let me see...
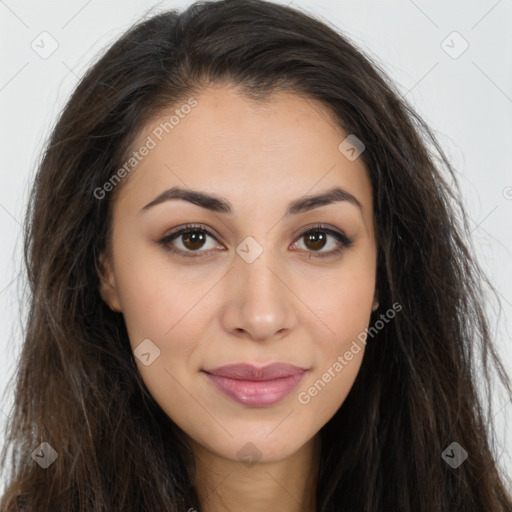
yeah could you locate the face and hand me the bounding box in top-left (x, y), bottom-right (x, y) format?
top-left (99, 85), bottom-right (378, 464)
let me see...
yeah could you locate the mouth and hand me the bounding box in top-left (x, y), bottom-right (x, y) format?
top-left (202, 363), bottom-right (308, 407)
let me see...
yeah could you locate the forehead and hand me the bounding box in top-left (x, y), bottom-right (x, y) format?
top-left (114, 86), bottom-right (372, 218)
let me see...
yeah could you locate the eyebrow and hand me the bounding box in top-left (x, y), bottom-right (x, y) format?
top-left (140, 186), bottom-right (363, 216)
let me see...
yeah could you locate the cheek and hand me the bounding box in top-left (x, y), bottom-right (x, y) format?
top-left (302, 249), bottom-right (376, 344)
top-left (293, 253), bottom-right (375, 416)
top-left (114, 261), bottom-right (210, 426)
top-left (112, 239), bottom-right (210, 349)
top-left (293, 295), bottom-right (369, 435)
top-left (111, 244), bottom-right (218, 401)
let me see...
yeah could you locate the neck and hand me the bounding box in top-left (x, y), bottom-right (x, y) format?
top-left (190, 434), bottom-right (321, 512)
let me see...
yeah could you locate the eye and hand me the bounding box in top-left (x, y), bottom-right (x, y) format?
top-left (158, 224), bottom-right (222, 257)
top-left (290, 224), bottom-right (353, 258)
top-left (158, 223), bottom-right (353, 259)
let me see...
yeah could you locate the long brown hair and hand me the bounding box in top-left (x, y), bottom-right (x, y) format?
top-left (1, 1), bottom-right (511, 510)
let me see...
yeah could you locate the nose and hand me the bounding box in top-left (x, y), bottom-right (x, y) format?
top-left (220, 246), bottom-right (298, 342)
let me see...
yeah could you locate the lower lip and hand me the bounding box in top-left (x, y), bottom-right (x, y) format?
top-left (204, 371), bottom-right (307, 407)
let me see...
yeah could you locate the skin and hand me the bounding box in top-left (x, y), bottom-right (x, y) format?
top-left (99, 84), bottom-right (378, 512)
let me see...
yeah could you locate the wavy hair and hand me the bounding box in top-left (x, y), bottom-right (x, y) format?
top-left (1, 0), bottom-right (511, 510)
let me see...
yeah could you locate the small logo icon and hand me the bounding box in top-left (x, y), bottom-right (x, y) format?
top-left (236, 442), bottom-right (262, 467)
top-left (441, 31), bottom-right (469, 59)
top-left (236, 236), bottom-right (263, 264)
top-left (442, 442), bottom-right (468, 468)
top-left (31, 32), bottom-right (59, 59)
top-left (31, 442), bottom-right (58, 469)
top-left (134, 338), bottom-right (161, 366)
top-left (338, 134), bottom-right (365, 161)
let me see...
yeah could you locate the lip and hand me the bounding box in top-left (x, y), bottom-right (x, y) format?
top-left (202, 363), bottom-right (308, 407)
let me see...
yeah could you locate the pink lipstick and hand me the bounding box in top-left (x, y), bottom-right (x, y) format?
top-left (203, 363), bottom-right (307, 407)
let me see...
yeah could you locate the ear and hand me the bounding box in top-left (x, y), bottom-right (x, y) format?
top-left (372, 288), bottom-right (379, 312)
top-left (98, 252), bottom-right (122, 313)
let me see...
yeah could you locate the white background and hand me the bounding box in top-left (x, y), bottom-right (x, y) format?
top-left (1, 0), bottom-right (511, 489)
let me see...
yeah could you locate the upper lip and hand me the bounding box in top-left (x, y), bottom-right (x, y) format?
top-left (203, 363), bottom-right (307, 381)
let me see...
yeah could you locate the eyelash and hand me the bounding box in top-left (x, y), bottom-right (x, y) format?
top-left (158, 223), bottom-right (354, 259)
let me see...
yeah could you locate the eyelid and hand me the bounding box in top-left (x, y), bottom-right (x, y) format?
top-left (159, 223), bottom-right (223, 258)
top-left (292, 223), bottom-right (353, 258)
top-left (158, 222), bottom-right (353, 258)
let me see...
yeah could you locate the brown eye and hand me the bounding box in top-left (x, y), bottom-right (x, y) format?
top-left (159, 223), bottom-right (353, 259)
top-left (181, 230), bottom-right (208, 251)
top-left (292, 225), bottom-right (353, 258)
top-left (158, 224), bottom-right (222, 257)
top-left (303, 231), bottom-right (328, 251)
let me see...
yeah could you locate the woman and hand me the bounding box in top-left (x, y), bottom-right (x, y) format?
top-left (1, 0), bottom-right (511, 510)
